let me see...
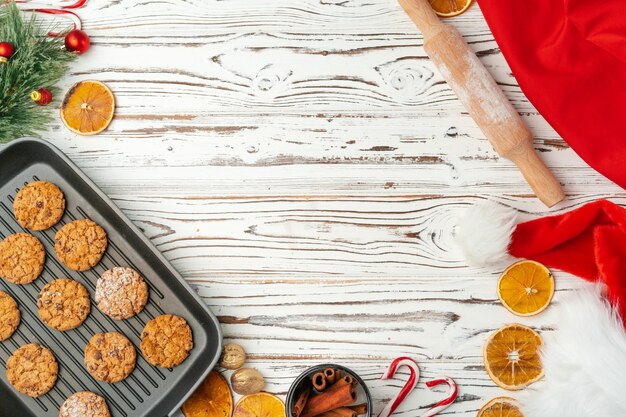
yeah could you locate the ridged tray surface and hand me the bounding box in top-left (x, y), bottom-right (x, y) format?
top-left (0, 139), bottom-right (222, 417)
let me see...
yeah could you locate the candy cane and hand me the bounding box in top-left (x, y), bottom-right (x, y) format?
top-left (421, 376), bottom-right (458, 417)
top-left (378, 357), bottom-right (420, 417)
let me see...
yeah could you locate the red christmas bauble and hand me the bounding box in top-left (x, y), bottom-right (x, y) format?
top-left (64, 30), bottom-right (90, 54)
top-left (31, 89), bottom-right (53, 106)
top-left (0, 42), bottom-right (15, 63)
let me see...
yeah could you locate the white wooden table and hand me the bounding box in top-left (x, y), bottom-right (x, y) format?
top-left (20, 0), bottom-right (625, 415)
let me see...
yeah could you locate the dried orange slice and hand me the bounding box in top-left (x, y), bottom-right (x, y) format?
top-left (498, 260), bottom-right (554, 316)
top-left (232, 393), bottom-right (285, 417)
top-left (477, 397), bottom-right (524, 417)
top-left (182, 371), bottom-right (233, 417)
top-left (483, 324), bottom-right (543, 390)
top-left (429, 0), bottom-right (473, 17)
top-left (61, 80), bottom-right (115, 136)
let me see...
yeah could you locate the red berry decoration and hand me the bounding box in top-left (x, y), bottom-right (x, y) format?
top-left (0, 42), bottom-right (15, 64)
top-left (64, 30), bottom-right (90, 54)
top-left (31, 89), bottom-right (53, 106)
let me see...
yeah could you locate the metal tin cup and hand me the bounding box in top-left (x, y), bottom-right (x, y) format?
top-left (285, 363), bottom-right (373, 417)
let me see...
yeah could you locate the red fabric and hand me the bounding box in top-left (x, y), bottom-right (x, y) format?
top-left (477, 0), bottom-right (626, 189)
top-left (509, 200), bottom-right (626, 322)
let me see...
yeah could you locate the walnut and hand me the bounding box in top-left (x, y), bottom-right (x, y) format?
top-left (219, 343), bottom-right (246, 370)
top-left (231, 368), bottom-right (265, 395)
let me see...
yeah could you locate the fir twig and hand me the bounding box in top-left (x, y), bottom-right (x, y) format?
top-left (0, 1), bottom-right (76, 143)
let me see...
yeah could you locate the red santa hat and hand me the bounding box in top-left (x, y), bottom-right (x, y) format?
top-left (476, 0), bottom-right (626, 189)
top-left (457, 199), bottom-right (626, 417)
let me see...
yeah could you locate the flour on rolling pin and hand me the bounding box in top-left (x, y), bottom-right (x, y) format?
top-left (427, 35), bottom-right (516, 126)
top-left (436, 50), bottom-right (515, 124)
top-left (398, 0), bottom-right (564, 207)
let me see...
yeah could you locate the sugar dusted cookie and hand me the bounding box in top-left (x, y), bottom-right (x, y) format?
top-left (96, 267), bottom-right (148, 320)
top-left (60, 391), bottom-right (111, 417)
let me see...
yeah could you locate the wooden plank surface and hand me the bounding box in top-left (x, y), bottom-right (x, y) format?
top-left (4, 0), bottom-right (625, 415)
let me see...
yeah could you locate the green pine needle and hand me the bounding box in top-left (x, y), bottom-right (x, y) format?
top-left (0, 1), bottom-right (76, 143)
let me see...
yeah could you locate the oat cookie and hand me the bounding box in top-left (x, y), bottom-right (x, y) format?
top-left (6, 343), bottom-right (58, 397)
top-left (0, 290), bottom-right (20, 341)
top-left (0, 233), bottom-right (45, 284)
top-left (84, 332), bottom-right (136, 383)
top-left (140, 314), bottom-right (193, 368)
top-left (96, 267), bottom-right (148, 320)
top-left (38, 278), bottom-right (90, 331)
top-left (55, 219), bottom-right (107, 271)
top-left (60, 391), bottom-right (111, 417)
top-left (13, 181), bottom-right (65, 230)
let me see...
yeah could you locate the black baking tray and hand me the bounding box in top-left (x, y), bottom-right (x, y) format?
top-left (0, 138), bottom-right (222, 417)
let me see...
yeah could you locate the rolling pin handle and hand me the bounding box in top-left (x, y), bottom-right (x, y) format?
top-left (398, 0), bottom-right (444, 37)
top-left (505, 142), bottom-right (565, 208)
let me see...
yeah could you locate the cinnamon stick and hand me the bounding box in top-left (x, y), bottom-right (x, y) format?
top-left (347, 404), bottom-right (367, 415)
top-left (312, 371), bottom-right (327, 392)
top-left (316, 408), bottom-right (357, 417)
top-left (328, 375), bottom-right (352, 391)
top-left (292, 388), bottom-right (311, 417)
top-left (300, 383), bottom-right (357, 417)
top-left (324, 368), bottom-right (337, 384)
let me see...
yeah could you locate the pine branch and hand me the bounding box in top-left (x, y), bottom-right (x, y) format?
top-left (0, 1), bottom-right (76, 143)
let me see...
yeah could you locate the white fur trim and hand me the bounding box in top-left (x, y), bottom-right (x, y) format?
top-left (521, 284), bottom-right (626, 417)
top-left (455, 201), bottom-right (517, 267)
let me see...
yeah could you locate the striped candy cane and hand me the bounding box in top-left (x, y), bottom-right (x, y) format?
top-left (378, 357), bottom-right (420, 417)
top-left (379, 358), bottom-right (457, 417)
top-left (421, 376), bottom-right (458, 417)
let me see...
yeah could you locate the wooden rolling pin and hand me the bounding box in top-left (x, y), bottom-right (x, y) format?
top-left (399, 0), bottom-right (565, 207)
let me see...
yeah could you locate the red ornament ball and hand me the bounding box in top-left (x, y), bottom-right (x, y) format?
top-left (31, 89), bottom-right (53, 106)
top-left (64, 30), bottom-right (90, 54)
top-left (0, 42), bottom-right (15, 63)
